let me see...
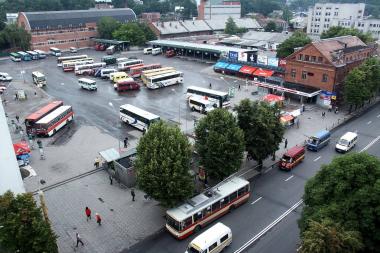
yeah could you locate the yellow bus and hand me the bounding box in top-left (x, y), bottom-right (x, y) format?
top-left (141, 68), bottom-right (177, 85)
top-left (141, 67), bottom-right (175, 76)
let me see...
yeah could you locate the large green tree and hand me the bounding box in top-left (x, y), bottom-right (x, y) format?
top-left (195, 109), bottom-right (245, 180)
top-left (224, 17), bottom-right (239, 35)
top-left (321, 26), bottom-right (374, 44)
top-left (265, 21), bottom-right (278, 32)
top-left (135, 121), bottom-right (194, 208)
top-left (0, 191), bottom-right (58, 253)
top-left (0, 24), bottom-right (31, 51)
top-left (97, 17), bottom-right (121, 40)
top-left (299, 153), bottom-right (380, 252)
top-left (359, 58), bottom-right (380, 97)
top-left (235, 99), bottom-right (284, 169)
top-left (344, 68), bottom-right (370, 112)
top-left (113, 22), bottom-right (155, 46)
top-left (300, 219), bottom-right (364, 253)
top-left (276, 31), bottom-right (311, 58)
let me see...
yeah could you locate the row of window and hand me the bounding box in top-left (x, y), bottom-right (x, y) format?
top-left (298, 54), bottom-right (324, 63)
top-left (290, 69), bottom-right (329, 82)
top-left (31, 27), bottom-right (96, 36)
top-left (33, 37), bottom-right (89, 46)
top-left (369, 23), bottom-right (380, 28)
top-left (208, 234), bottom-right (230, 252)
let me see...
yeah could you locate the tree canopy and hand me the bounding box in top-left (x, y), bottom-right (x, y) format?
top-left (195, 109), bottom-right (245, 181)
top-left (235, 99), bottom-right (284, 168)
top-left (112, 22), bottom-right (156, 46)
top-left (0, 191), bottom-right (58, 253)
top-left (276, 31), bottom-right (311, 58)
top-left (135, 121), bottom-right (194, 208)
top-left (224, 17), bottom-right (247, 35)
top-left (2, 0), bottom-right (94, 12)
top-left (97, 17), bottom-right (121, 40)
top-left (0, 24), bottom-right (31, 51)
top-left (299, 153), bottom-right (380, 252)
top-left (264, 21), bottom-right (278, 32)
top-left (321, 26), bottom-right (374, 44)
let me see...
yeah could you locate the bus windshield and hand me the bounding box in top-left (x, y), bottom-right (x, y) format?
top-left (338, 139), bottom-right (349, 146)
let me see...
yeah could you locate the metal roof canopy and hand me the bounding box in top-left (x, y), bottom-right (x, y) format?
top-left (99, 147), bottom-right (137, 163)
top-left (92, 38), bottom-right (130, 45)
top-left (148, 40), bottom-right (255, 54)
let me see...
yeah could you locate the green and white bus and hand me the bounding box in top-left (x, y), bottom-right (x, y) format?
top-left (10, 52), bottom-right (21, 62)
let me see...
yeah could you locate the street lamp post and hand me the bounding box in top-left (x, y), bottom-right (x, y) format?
top-left (171, 89), bottom-right (188, 133)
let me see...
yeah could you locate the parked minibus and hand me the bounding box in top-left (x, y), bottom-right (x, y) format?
top-left (78, 78), bottom-right (97, 91)
top-left (152, 48), bottom-right (162, 55)
top-left (278, 146), bottom-right (305, 171)
top-left (188, 96), bottom-right (216, 114)
top-left (110, 72), bottom-right (129, 83)
top-left (335, 132), bottom-right (358, 153)
top-left (307, 130), bottom-right (331, 151)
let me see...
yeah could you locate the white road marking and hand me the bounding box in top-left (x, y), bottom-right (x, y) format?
top-left (367, 121), bottom-right (372, 125)
top-left (113, 98), bottom-right (123, 101)
top-left (285, 175), bottom-right (294, 182)
top-left (313, 156), bottom-right (321, 162)
top-left (234, 199), bottom-right (304, 253)
top-left (251, 197), bottom-right (262, 205)
top-left (360, 136), bottom-right (380, 153)
top-left (60, 83), bottom-right (64, 85)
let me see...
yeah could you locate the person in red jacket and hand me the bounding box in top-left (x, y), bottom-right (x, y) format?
top-left (95, 213), bottom-right (102, 226)
top-left (85, 207), bottom-right (91, 221)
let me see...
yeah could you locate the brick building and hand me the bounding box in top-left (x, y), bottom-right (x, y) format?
top-left (18, 8), bottom-right (136, 51)
top-left (141, 12), bottom-right (161, 23)
top-left (284, 35), bottom-right (376, 103)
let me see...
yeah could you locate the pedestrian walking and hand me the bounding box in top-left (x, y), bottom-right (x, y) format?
top-left (328, 104), bottom-right (332, 112)
top-left (34, 91), bottom-right (37, 97)
top-left (94, 157), bottom-right (100, 169)
top-left (95, 213), bottom-right (102, 226)
top-left (15, 115), bottom-right (19, 123)
top-left (322, 111), bottom-right (325, 118)
top-left (15, 93), bottom-right (18, 100)
top-left (76, 233), bottom-right (84, 247)
top-left (124, 136), bottom-right (128, 148)
top-left (85, 207), bottom-right (91, 221)
top-left (334, 107), bottom-right (339, 114)
top-left (296, 118), bottom-right (300, 129)
top-left (238, 84), bottom-right (241, 90)
top-left (301, 104), bottom-right (305, 112)
top-left (131, 188), bottom-right (135, 201)
top-left (209, 83), bottom-right (212, 89)
top-left (109, 175), bottom-right (113, 185)
top-left (284, 139), bottom-right (288, 149)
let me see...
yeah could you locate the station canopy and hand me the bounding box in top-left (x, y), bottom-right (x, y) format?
top-left (253, 68), bottom-right (274, 77)
top-left (239, 66), bottom-right (257, 75)
top-left (225, 63), bottom-right (242, 72)
top-left (214, 61), bottom-right (229, 69)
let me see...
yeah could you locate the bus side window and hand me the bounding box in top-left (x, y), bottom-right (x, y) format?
top-left (220, 234), bottom-right (229, 243)
top-left (184, 217), bottom-right (192, 228)
top-left (229, 192), bottom-right (238, 202)
top-left (203, 206), bottom-right (212, 217)
top-left (238, 187), bottom-right (246, 197)
top-left (220, 198), bottom-right (228, 208)
top-left (208, 242), bottom-right (217, 252)
top-left (193, 211), bottom-right (203, 223)
top-left (212, 201), bottom-right (220, 211)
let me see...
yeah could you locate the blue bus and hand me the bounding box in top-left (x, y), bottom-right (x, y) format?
top-left (307, 130), bottom-right (331, 151)
top-left (17, 51), bottom-right (32, 61)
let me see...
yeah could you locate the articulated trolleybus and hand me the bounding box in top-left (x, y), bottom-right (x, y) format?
top-left (166, 177), bottom-right (250, 239)
top-left (119, 104), bottom-right (160, 131)
top-left (25, 101), bottom-right (64, 135)
top-left (186, 86), bottom-right (231, 108)
top-left (34, 105), bottom-right (74, 136)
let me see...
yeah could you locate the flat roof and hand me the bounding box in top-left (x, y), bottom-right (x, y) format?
top-left (120, 104), bottom-right (160, 121)
top-left (36, 105), bottom-right (71, 124)
top-left (149, 39), bottom-right (251, 54)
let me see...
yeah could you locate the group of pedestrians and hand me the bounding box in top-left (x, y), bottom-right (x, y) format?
top-left (76, 207), bottom-right (102, 247)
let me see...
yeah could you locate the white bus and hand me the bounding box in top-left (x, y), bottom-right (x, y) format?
top-left (78, 78), bottom-right (97, 91)
top-left (166, 177), bottom-right (250, 239)
top-left (32, 71), bottom-right (47, 87)
top-left (186, 86), bottom-right (231, 108)
top-left (26, 51), bottom-right (39, 60)
top-left (188, 96), bottom-right (216, 114)
top-left (75, 62), bottom-right (106, 75)
top-left (143, 47), bottom-right (153, 54)
top-left (35, 105), bottom-right (74, 136)
top-left (116, 57), bottom-right (130, 63)
top-left (33, 50), bottom-right (47, 59)
top-left (119, 104), bottom-right (160, 131)
top-left (50, 47), bottom-right (61, 56)
top-left (186, 223), bottom-right (232, 253)
top-left (62, 59), bottom-right (94, 72)
top-left (152, 48), bottom-right (162, 55)
top-left (117, 59), bottom-right (143, 71)
top-left (57, 54), bottom-right (87, 66)
top-left (100, 68), bottom-right (117, 79)
top-left (145, 71), bottom-right (183, 89)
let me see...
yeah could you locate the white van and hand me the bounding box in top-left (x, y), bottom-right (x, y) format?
top-left (335, 131), bottom-right (358, 153)
top-left (101, 68), bottom-right (116, 79)
top-left (189, 96), bottom-right (216, 114)
top-left (186, 223), bottom-right (232, 253)
top-left (78, 78), bottom-right (97, 91)
top-left (144, 47), bottom-right (153, 55)
top-left (152, 48), bottom-right (162, 56)
top-left (0, 72), bottom-right (12, 81)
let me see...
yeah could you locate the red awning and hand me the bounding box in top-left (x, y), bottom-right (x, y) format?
top-left (281, 115), bottom-right (294, 123)
top-left (253, 68), bottom-right (274, 77)
top-left (13, 141), bottom-right (31, 156)
top-left (239, 66), bottom-right (257, 75)
top-left (263, 94), bottom-right (284, 103)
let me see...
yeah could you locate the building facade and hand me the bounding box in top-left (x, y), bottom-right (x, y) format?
top-left (17, 8), bottom-right (136, 51)
top-left (141, 12), bottom-right (161, 23)
top-left (198, 0), bottom-right (241, 20)
top-left (307, 3), bottom-right (365, 35)
top-left (284, 36), bottom-right (376, 103)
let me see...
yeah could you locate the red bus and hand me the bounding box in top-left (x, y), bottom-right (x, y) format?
top-left (114, 80), bottom-right (140, 92)
top-left (129, 64), bottom-right (162, 78)
top-left (25, 101), bottom-right (64, 134)
top-left (34, 105), bottom-right (74, 136)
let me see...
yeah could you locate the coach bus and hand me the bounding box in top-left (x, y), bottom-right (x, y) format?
top-left (57, 54), bottom-right (88, 66)
top-left (166, 177), bottom-right (250, 239)
top-left (33, 50), bottom-right (47, 59)
top-left (75, 62), bottom-right (106, 75)
top-left (119, 104), bottom-right (160, 131)
top-left (119, 63), bottom-right (144, 73)
top-left (117, 59), bottom-right (143, 71)
top-left (25, 101), bottom-right (64, 134)
top-left (129, 64), bottom-right (161, 78)
top-left (141, 68), bottom-right (176, 84)
top-left (49, 47), bottom-right (61, 57)
top-left (26, 51), bottom-right (39, 60)
top-left (145, 71), bottom-right (183, 89)
top-left (34, 105), bottom-right (74, 136)
top-left (10, 52), bottom-right (21, 62)
top-left (186, 86), bottom-right (231, 108)
top-left (62, 59), bottom-right (94, 72)
top-left (17, 51), bottom-right (32, 61)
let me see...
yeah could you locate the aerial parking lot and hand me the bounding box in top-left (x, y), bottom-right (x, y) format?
top-left (0, 48), bottom-right (245, 140)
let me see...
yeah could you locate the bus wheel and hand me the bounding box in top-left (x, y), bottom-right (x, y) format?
top-left (191, 107), bottom-right (195, 111)
top-left (194, 225), bottom-right (201, 233)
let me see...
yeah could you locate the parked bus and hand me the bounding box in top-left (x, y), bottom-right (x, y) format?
top-left (145, 71), bottom-right (183, 89)
top-left (110, 72), bottom-right (130, 83)
top-left (117, 59), bottom-right (143, 71)
top-left (141, 68), bottom-right (176, 84)
top-left (26, 51), bottom-right (39, 60)
top-left (25, 101), bottom-right (64, 134)
top-left (78, 78), bottom-right (97, 91)
top-left (10, 52), bottom-right (21, 62)
top-left (152, 48), bottom-right (162, 55)
top-left (33, 50), bottom-right (47, 59)
top-left (186, 86), bottom-right (231, 108)
top-left (188, 96), bottom-right (216, 114)
top-left (119, 104), bottom-right (160, 131)
top-left (120, 63), bottom-right (144, 73)
top-left (101, 56), bottom-right (117, 65)
top-left (17, 51), bottom-right (32, 61)
top-left (143, 47), bottom-right (153, 54)
top-left (32, 71), bottom-right (47, 87)
top-left (129, 64), bottom-right (161, 78)
top-left (34, 105), bottom-right (74, 136)
top-left (62, 59), bottom-right (94, 72)
top-left (114, 80), bottom-right (140, 92)
top-left (57, 54), bottom-right (88, 66)
top-left (75, 62), bottom-right (106, 75)
top-left (49, 47), bottom-right (62, 56)
top-left (166, 177), bottom-right (250, 239)
top-left (116, 57), bottom-right (130, 63)
top-left (106, 45), bottom-right (115, 55)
